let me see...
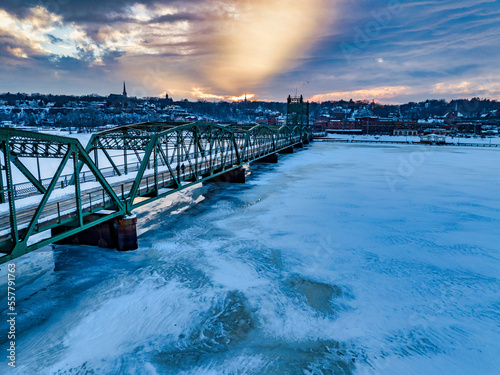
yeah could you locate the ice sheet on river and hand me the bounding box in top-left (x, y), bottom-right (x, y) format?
top-left (0, 142), bottom-right (499, 374)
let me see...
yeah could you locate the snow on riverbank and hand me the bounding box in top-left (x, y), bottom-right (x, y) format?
top-left (327, 133), bottom-right (500, 145)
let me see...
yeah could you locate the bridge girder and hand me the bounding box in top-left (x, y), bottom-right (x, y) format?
top-left (0, 121), bottom-right (311, 264)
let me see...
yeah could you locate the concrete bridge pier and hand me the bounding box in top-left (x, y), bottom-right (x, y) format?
top-left (278, 146), bottom-right (294, 154)
top-left (294, 142), bottom-right (304, 149)
top-left (52, 213), bottom-right (138, 251)
top-left (303, 139), bottom-right (310, 145)
top-left (115, 215), bottom-right (138, 251)
top-left (207, 167), bottom-right (246, 184)
top-left (255, 153), bottom-right (278, 163)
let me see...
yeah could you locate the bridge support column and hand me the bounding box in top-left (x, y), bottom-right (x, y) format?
top-left (278, 146), bottom-right (294, 154)
top-left (254, 153), bottom-right (278, 163)
top-left (207, 168), bottom-right (245, 184)
top-left (115, 215), bottom-right (138, 251)
top-left (52, 213), bottom-right (138, 251)
top-left (303, 139), bottom-right (310, 145)
top-left (294, 142), bottom-right (304, 149)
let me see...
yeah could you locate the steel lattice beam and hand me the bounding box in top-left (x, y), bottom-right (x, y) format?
top-left (0, 120), bottom-right (312, 264)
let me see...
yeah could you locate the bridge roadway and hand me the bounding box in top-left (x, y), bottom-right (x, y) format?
top-left (0, 121), bottom-right (311, 263)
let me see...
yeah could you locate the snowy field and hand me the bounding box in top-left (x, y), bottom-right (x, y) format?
top-left (0, 141), bottom-right (499, 374)
top-left (34, 129), bottom-right (93, 145)
top-left (5, 131), bottom-right (93, 184)
top-left (4, 129), bottom-right (155, 185)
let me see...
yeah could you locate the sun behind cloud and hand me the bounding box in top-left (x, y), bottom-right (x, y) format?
top-left (205, 0), bottom-right (332, 92)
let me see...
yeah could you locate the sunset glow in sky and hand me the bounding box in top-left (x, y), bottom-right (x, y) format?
top-left (0, 0), bottom-right (499, 103)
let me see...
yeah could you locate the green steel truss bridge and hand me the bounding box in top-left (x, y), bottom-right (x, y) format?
top-left (0, 119), bottom-right (312, 264)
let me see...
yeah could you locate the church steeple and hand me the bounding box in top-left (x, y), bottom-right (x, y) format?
top-left (122, 81), bottom-right (127, 97)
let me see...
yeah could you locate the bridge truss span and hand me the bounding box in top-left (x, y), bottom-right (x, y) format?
top-left (0, 128), bottom-right (126, 261)
top-left (0, 121), bottom-right (312, 263)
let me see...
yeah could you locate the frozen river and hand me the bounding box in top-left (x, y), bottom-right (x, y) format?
top-left (1, 142), bottom-right (499, 374)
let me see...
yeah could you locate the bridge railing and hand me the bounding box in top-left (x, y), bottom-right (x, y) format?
top-left (5, 161), bottom-right (143, 199)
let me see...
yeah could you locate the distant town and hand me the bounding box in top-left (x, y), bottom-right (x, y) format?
top-left (312, 97), bottom-right (500, 137)
top-left (1, 84), bottom-right (499, 137)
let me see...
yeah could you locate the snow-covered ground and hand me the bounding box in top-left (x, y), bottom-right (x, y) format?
top-left (327, 133), bottom-right (500, 145)
top-left (0, 142), bottom-right (499, 374)
top-left (4, 130), bottom-right (93, 184)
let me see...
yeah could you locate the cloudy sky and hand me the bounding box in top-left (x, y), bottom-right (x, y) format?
top-left (0, 0), bottom-right (499, 103)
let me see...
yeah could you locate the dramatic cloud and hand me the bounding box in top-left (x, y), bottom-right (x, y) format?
top-left (0, 7), bottom-right (63, 59)
top-left (310, 86), bottom-right (411, 102)
top-left (432, 79), bottom-right (500, 99)
top-left (302, 0), bottom-right (500, 103)
top-left (0, 0), bottom-right (499, 102)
